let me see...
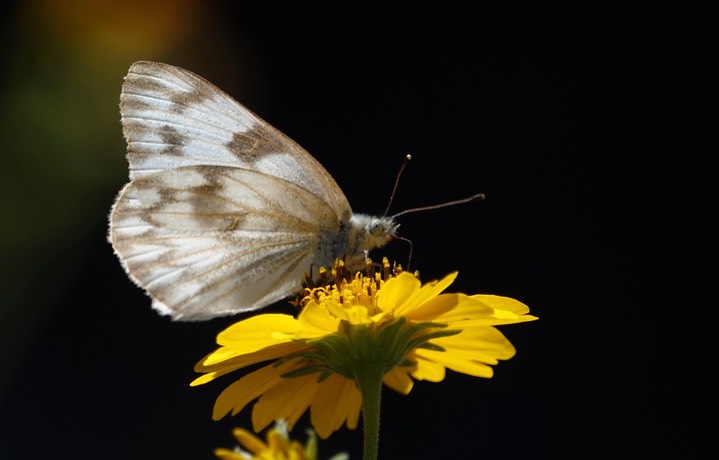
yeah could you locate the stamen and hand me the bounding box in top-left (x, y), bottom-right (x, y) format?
top-left (382, 258), bottom-right (391, 280)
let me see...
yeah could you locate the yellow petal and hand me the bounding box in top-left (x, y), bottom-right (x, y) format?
top-left (382, 366), bottom-right (415, 395)
top-left (295, 300), bottom-right (341, 339)
top-left (191, 342), bottom-right (310, 386)
top-left (212, 359), bottom-right (303, 421)
top-left (394, 272), bottom-right (458, 316)
top-left (413, 327), bottom-right (517, 378)
top-left (436, 327), bottom-right (517, 360)
top-left (232, 427), bottom-right (267, 454)
top-left (266, 428), bottom-right (292, 455)
top-left (213, 448), bottom-right (244, 460)
top-left (191, 371), bottom-right (223, 387)
top-left (199, 342), bottom-right (310, 369)
top-left (252, 372), bottom-right (318, 433)
top-left (310, 373), bottom-right (362, 439)
top-left (377, 272), bottom-right (421, 312)
top-left (323, 298), bottom-right (348, 320)
top-left (432, 294), bottom-right (538, 327)
top-left (470, 294), bottom-right (533, 315)
top-left (340, 304), bottom-right (373, 325)
top-left (217, 314), bottom-right (300, 349)
top-left (408, 354), bottom-right (446, 382)
top-left (402, 292), bottom-right (466, 322)
top-left (417, 350), bottom-right (497, 378)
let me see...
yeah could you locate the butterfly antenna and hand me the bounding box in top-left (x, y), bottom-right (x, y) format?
top-left (391, 193), bottom-right (486, 219)
top-left (395, 235), bottom-right (414, 270)
top-left (383, 154), bottom-right (412, 216)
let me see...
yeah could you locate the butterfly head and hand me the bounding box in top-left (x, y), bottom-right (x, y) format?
top-left (348, 213), bottom-right (399, 253)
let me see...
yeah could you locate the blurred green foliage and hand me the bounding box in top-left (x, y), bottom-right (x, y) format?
top-left (0, 0), bottom-right (243, 395)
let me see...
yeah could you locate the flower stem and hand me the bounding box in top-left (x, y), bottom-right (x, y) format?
top-left (355, 364), bottom-right (384, 460)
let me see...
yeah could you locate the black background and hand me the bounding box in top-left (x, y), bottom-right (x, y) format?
top-left (1, 3), bottom-right (713, 459)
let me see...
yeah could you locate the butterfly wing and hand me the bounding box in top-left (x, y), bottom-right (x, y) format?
top-left (110, 61), bottom-right (352, 320)
top-left (119, 61), bottom-right (350, 219)
top-left (110, 165), bottom-right (343, 320)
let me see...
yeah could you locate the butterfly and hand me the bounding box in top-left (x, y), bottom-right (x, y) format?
top-left (108, 61), bottom-right (399, 321)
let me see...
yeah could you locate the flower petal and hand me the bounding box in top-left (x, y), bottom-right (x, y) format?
top-left (407, 352), bottom-right (446, 382)
top-left (217, 314), bottom-right (301, 349)
top-left (212, 359), bottom-right (304, 421)
top-left (402, 293), bottom-right (466, 322)
top-left (413, 327), bottom-right (517, 378)
top-left (310, 373), bottom-right (362, 439)
top-left (295, 300), bottom-right (341, 339)
top-left (470, 294), bottom-right (533, 315)
top-left (415, 349), bottom-right (497, 378)
top-left (392, 272), bottom-right (458, 316)
top-left (376, 272), bottom-right (421, 312)
top-left (231, 427), bottom-right (267, 454)
top-left (191, 342), bottom-right (311, 385)
top-left (252, 372), bottom-right (319, 433)
top-left (266, 428), bottom-right (291, 455)
top-left (213, 448), bottom-right (244, 460)
top-left (432, 294), bottom-right (538, 327)
top-left (200, 342), bottom-right (310, 369)
top-left (382, 366), bottom-right (415, 395)
top-left (436, 327), bottom-right (517, 361)
top-left (339, 304), bottom-right (373, 325)
top-left (470, 294), bottom-right (538, 321)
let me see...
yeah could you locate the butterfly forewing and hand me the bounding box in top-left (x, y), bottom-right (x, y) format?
top-left (120, 61), bottom-right (350, 218)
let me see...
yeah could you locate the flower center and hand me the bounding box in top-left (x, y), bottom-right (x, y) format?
top-left (297, 258), bottom-right (410, 316)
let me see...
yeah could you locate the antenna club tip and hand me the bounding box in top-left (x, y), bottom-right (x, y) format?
top-left (405, 154), bottom-right (412, 161)
top-left (476, 193), bottom-right (486, 201)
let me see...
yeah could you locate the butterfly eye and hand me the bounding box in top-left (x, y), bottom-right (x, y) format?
top-left (368, 219), bottom-right (385, 237)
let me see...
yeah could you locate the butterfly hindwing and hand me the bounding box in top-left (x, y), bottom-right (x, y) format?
top-left (110, 165), bottom-right (342, 320)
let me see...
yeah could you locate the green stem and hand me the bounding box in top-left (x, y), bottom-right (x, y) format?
top-left (355, 364), bottom-right (384, 460)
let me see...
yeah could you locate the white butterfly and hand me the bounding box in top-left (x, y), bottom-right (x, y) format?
top-left (108, 61), bottom-right (398, 321)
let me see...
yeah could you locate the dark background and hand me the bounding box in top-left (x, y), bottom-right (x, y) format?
top-left (1, 3), bottom-right (713, 459)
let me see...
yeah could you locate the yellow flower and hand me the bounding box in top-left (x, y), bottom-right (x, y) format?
top-left (192, 259), bottom-right (538, 440)
top-left (214, 419), bottom-right (346, 460)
